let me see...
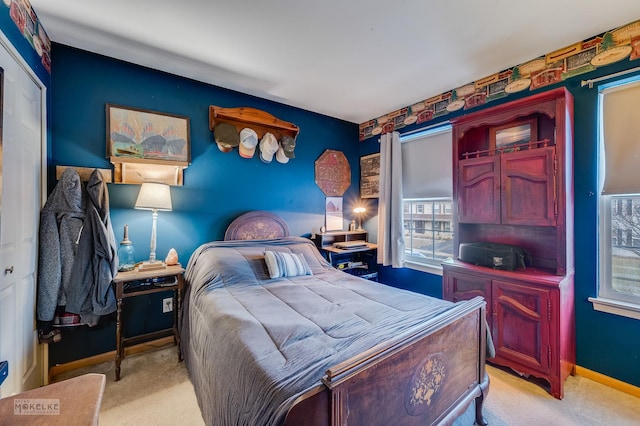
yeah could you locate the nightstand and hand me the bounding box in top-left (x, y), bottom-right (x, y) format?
top-left (311, 231), bottom-right (378, 281)
top-left (112, 264), bottom-right (185, 381)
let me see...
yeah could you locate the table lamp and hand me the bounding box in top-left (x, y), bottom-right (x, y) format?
top-left (353, 206), bottom-right (366, 231)
top-left (135, 182), bottom-right (172, 271)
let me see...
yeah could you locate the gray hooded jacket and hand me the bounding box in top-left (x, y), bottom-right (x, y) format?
top-left (37, 168), bottom-right (85, 322)
top-left (66, 169), bottom-right (118, 325)
top-left (37, 168), bottom-right (118, 325)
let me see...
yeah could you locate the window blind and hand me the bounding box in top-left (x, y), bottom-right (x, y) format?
top-left (401, 125), bottom-right (453, 199)
top-left (601, 80), bottom-right (640, 195)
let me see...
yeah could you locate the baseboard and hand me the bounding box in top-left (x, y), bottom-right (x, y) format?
top-left (575, 365), bottom-right (640, 398)
top-left (48, 336), bottom-right (175, 382)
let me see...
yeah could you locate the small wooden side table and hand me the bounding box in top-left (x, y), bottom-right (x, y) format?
top-left (112, 264), bottom-right (185, 381)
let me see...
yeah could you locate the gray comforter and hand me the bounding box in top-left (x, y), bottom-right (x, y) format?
top-left (181, 237), bottom-right (457, 426)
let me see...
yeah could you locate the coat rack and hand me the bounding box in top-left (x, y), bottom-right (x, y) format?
top-left (56, 165), bottom-right (112, 183)
top-left (209, 106), bottom-right (300, 141)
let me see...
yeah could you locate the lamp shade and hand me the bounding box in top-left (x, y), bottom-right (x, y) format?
top-left (134, 183), bottom-right (172, 211)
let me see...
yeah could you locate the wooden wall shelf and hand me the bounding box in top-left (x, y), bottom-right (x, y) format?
top-left (109, 156), bottom-right (188, 185)
top-left (56, 165), bottom-right (112, 183)
top-left (209, 105), bottom-right (300, 141)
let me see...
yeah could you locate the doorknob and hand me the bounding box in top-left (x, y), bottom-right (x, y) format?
top-left (4, 266), bottom-right (13, 274)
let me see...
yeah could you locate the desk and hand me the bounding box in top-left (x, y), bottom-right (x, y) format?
top-left (311, 231), bottom-right (378, 280)
top-left (112, 264), bottom-right (185, 381)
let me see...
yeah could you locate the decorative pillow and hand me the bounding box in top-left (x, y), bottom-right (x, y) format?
top-left (264, 250), bottom-right (313, 279)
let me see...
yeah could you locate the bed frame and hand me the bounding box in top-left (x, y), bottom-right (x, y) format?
top-left (284, 296), bottom-right (488, 425)
top-left (224, 211), bottom-right (489, 425)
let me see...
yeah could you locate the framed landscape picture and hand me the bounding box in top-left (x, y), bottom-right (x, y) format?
top-left (106, 104), bottom-right (190, 162)
top-left (490, 118), bottom-right (537, 153)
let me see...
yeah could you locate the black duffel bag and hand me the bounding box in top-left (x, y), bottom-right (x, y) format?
top-left (458, 242), bottom-right (533, 271)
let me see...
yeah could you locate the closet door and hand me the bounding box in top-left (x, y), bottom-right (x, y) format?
top-left (0, 38), bottom-right (45, 396)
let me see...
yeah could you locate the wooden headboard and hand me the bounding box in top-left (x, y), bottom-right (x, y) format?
top-left (224, 211), bottom-right (290, 241)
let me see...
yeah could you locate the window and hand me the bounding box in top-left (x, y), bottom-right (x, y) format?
top-left (593, 77), bottom-right (640, 319)
top-left (404, 199), bottom-right (453, 265)
top-left (400, 125), bottom-right (453, 272)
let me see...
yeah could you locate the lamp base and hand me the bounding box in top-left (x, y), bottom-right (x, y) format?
top-left (137, 261), bottom-right (167, 272)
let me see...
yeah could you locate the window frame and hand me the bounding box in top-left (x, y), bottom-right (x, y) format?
top-left (595, 193), bottom-right (640, 320)
top-left (403, 198), bottom-right (454, 275)
top-left (592, 77), bottom-right (640, 320)
top-left (400, 124), bottom-right (453, 275)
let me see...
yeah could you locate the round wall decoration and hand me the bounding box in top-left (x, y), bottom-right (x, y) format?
top-left (314, 149), bottom-right (351, 196)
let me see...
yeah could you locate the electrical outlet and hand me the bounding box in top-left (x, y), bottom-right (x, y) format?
top-left (163, 297), bottom-right (173, 313)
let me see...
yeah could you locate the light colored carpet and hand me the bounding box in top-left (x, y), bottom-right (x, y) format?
top-left (53, 345), bottom-right (640, 425)
top-left (484, 365), bottom-right (640, 426)
top-left (53, 345), bottom-right (205, 425)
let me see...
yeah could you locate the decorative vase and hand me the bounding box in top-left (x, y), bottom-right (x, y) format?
top-left (117, 224), bottom-right (136, 272)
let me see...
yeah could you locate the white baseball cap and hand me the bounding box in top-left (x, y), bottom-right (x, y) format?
top-left (259, 133), bottom-right (278, 163)
top-left (238, 128), bottom-right (258, 158)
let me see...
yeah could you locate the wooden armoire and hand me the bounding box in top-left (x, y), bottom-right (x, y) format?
top-left (442, 87), bottom-right (575, 399)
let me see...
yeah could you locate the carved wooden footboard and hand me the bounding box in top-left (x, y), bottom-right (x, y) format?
top-left (284, 297), bottom-right (489, 426)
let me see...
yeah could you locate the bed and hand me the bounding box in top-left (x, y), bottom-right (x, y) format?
top-left (181, 211), bottom-right (489, 425)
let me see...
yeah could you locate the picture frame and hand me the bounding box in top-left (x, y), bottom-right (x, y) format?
top-left (490, 118), bottom-right (537, 153)
top-left (360, 153), bottom-right (380, 198)
top-left (325, 197), bottom-right (343, 231)
top-left (106, 104), bottom-right (190, 162)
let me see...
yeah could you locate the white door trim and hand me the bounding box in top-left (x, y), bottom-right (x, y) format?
top-left (0, 29), bottom-right (48, 391)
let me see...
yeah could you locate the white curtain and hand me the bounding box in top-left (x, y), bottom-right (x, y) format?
top-left (377, 131), bottom-right (405, 267)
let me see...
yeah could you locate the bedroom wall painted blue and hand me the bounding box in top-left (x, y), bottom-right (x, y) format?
top-left (367, 60), bottom-right (640, 388)
top-left (378, 265), bottom-right (442, 298)
top-left (48, 44), bottom-right (360, 363)
top-left (51, 44), bottom-right (360, 259)
top-left (570, 80), bottom-right (640, 388)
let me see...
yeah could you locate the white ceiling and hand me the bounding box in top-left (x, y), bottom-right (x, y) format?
top-left (29, 0), bottom-right (640, 124)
